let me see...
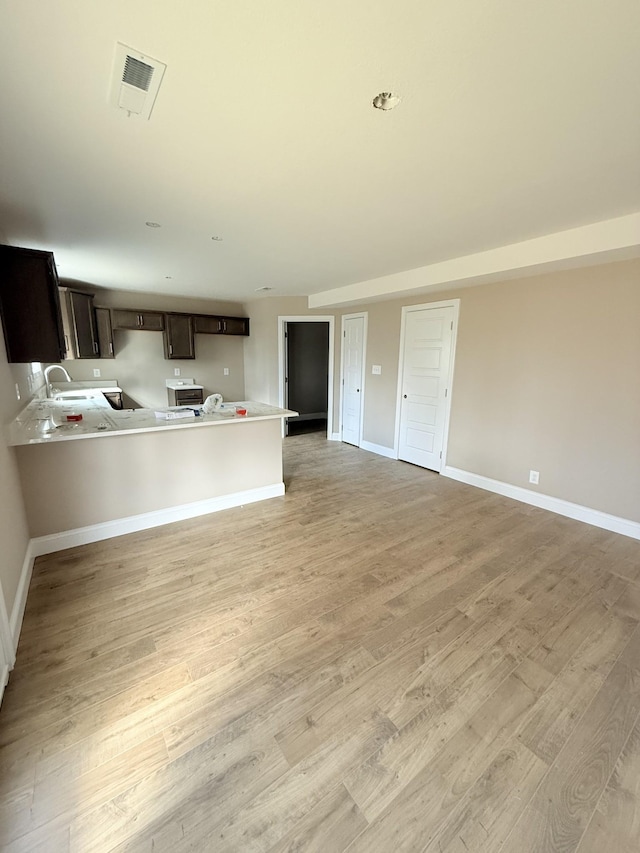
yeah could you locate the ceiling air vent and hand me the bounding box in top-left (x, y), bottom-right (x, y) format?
top-left (109, 42), bottom-right (166, 120)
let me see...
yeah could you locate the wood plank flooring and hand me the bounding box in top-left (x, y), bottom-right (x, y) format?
top-left (1, 432), bottom-right (639, 852)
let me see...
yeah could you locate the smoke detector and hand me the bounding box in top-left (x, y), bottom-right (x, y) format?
top-left (109, 43), bottom-right (166, 120)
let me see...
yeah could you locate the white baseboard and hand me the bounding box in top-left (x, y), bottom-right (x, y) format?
top-left (441, 466), bottom-right (640, 541)
top-left (329, 432), bottom-right (341, 442)
top-left (9, 545), bottom-right (35, 649)
top-left (360, 440), bottom-right (397, 460)
top-left (30, 482), bottom-right (286, 558)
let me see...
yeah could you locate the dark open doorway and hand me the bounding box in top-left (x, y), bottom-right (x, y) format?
top-left (285, 321), bottom-right (329, 436)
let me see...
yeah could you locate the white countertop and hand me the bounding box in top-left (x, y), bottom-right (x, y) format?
top-left (8, 398), bottom-right (297, 446)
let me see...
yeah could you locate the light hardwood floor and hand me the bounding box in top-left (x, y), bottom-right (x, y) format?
top-left (1, 433), bottom-right (640, 852)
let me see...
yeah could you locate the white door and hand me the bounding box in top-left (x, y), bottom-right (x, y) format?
top-left (398, 305), bottom-right (456, 471)
top-left (341, 315), bottom-right (365, 446)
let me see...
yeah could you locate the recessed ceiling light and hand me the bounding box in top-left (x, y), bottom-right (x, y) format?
top-left (372, 92), bottom-right (401, 111)
top-left (211, 236), bottom-right (223, 241)
top-left (165, 276), bottom-right (172, 279)
top-left (145, 221), bottom-right (161, 228)
top-left (255, 286), bottom-right (273, 292)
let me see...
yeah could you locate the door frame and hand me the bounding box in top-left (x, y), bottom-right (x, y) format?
top-left (393, 298), bottom-right (460, 468)
top-left (339, 311), bottom-right (368, 447)
top-left (278, 315), bottom-right (335, 440)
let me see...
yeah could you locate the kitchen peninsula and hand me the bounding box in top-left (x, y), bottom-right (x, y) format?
top-left (9, 397), bottom-right (296, 550)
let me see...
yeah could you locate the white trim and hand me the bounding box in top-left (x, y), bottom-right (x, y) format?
top-left (0, 601), bottom-right (13, 709)
top-left (0, 577), bottom-right (16, 667)
top-left (29, 483), bottom-right (285, 557)
top-left (0, 664), bottom-right (9, 708)
top-left (360, 440), bottom-right (397, 460)
top-left (9, 546), bottom-right (35, 649)
top-left (394, 299), bottom-right (460, 470)
top-left (329, 432), bottom-right (341, 442)
top-left (442, 466), bottom-right (640, 541)
top-left (278, 316), bottom-right (335, 441)
top-left (339, 312), bottom-right (368, 447)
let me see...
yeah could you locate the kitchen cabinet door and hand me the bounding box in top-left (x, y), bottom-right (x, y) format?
top-left (194, 314), bottom-right (249, 336)
top-left (220, 316), bottom-right (249, 336)
top-left (60, 289), bottom-right (99, 358)
top-left (139, 311), bottom-right (165, 331)
top-left (193, 314), bottom-right (224, 334)
top-left (0, 245), bottom-right (66, 363)
top-left (164, 313), bottom-right (195, 359)
top-left (95, 307), bottom-right (114, 358)
top-left (111, 310), bottom-right (165, 331)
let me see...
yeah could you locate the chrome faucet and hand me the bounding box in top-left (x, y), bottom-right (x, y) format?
top-left (44, 364), bottom-right (72, 397)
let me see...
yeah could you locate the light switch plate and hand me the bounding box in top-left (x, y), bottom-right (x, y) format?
top-left (93, 368), bottom-right (101, 378)
top-left (372, 365), bottom-right (382, 375)
top-left (174, 368), bottom-right (181, 376)
top-left (223, 368), bottom-right (229, 376)
top-left (529, 470), bottom-right (540, 485)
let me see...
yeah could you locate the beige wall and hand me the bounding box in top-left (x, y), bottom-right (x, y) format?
top-left (57, 288), bottom-right (247, 409)
top-left (243, 296), bottom-right (315, 405)
top-left (17, 418), bottom-right (284, 538)
top-left (242, 295), bottom-right (344, 432)
top-left (443, 260), bottom-right (640, 521)
top-left (243, 259), bottom-right (640, 524)
top-left (0, 340), bottom-right (33, 619)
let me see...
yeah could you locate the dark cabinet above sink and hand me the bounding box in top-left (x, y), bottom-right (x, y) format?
top-left (0, 244), bottom-right (66, 363)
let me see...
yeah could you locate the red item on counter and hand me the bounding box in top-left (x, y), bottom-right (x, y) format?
top-left (235, 407), bottom-right (247, 416)
top-left (66, 413), bottom-right (83, 422)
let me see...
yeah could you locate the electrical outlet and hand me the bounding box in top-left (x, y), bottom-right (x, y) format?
top-left (372, 364), bottom-right (382, 375)
top-left (174, 368), bottom-right (181, 376)
top-left (529, 470), bottom-right (540, 485)
top-left (15, 383), bottom-right (20, 401)
top-left (93, 368), bottom-right (101, 378)
top-left (223, 367), bottom-right (229, 376)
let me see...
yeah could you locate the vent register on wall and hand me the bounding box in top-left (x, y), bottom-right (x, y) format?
top-left (0, 245), bottom-right (249, 364)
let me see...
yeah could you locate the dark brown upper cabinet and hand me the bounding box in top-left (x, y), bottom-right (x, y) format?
top-left (111, 309), bottom-right (165, 331)
top-left (0, 244), bottom-right (66, 363)
top-left (221, 316), bottom-right (250, 336)
top-left (95, 307), bottom-right (114, 358)
top-left (59, 288), bottom-right (99, 359)
top-left (193, 314), bottom-right (249, 336)
top-left (163, 313), bottom-right (195, 359)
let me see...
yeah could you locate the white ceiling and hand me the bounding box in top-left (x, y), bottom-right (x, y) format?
top-left (0, 1), bottom-right (638, 304)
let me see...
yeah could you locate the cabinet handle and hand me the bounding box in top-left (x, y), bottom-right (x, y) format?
top-left (109, 342), bottom-right (113, 354)
top-left (222, 320), bottom-right (227, 332)
top-left (93, 341), bottom-right (99, 354)
top-left (169, 344), bottom-right (173, 355)
top-left (138, 314), bottom-right (142, 326)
